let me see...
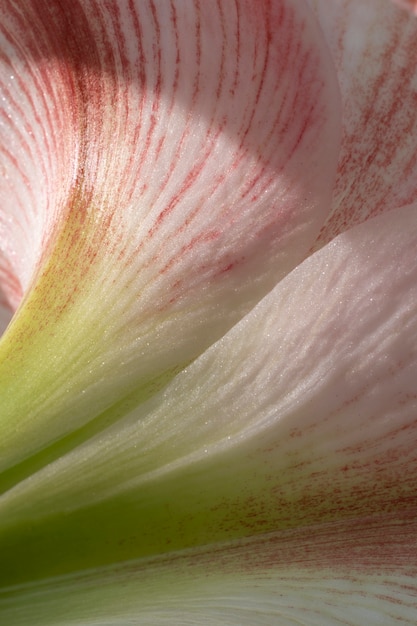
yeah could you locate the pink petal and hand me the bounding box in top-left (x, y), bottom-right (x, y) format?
top-left (0, 0), bottom-right (340, 471)
top-left (308, 0), bottom-right (417, 246)
top-left (0, 1), bottom-right (80, 304)
top-left (393, 0), bottom-right (417, 14)
top-left (0, 253), bottom-right (18, 333)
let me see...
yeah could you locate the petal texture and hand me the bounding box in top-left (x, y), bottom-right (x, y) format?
top-left (0, 254), bottom-right (15, 333)
top-left (1, 203), bottom-right (416, 583)
top-left (1, 513), bottom-right (417, 625)
top-left (308, 0), bottom-right (417, 245)
top-left (393, 0), bottom-right (417, 14)
top-left (0, 1), bottom-right (80, 303)
top-left (0, 0), bottom-right (340, 472)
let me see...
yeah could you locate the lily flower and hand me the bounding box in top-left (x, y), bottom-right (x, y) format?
top-left (0, 0), bottom-right (416, 623)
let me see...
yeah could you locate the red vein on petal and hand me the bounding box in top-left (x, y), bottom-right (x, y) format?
top-left (0, 0), bottom-right (341, 478)
top-left (312, 0), bottom-right (417, 245)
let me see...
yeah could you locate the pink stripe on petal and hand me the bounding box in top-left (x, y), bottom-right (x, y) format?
top-left (0, 0), bottom-right (340, 471)
top-left (2, 204), bottom-right (417, 580)
top-left (0, 0), bottom-right (82, 302)
top-left (0, 513), bottom-right (416, 622)
top-left (308, 0), bottom-right (417, 246)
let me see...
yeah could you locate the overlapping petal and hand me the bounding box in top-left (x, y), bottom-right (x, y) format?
top-left (1, 203), bottom-right (416, 589)
top-left (1, 511), bottom-right (416, 624)
top-left (1, 1), bottom-right (416, 624)
top-left (308, 0), bottom-right (417, 245)
top-left (0, 0), bottom-right (340, 474)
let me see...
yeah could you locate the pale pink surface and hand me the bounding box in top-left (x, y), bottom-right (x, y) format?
top-left (309, 0), bottom-right (417, 245)
top-left (393, 0), bottom-right (417, 13)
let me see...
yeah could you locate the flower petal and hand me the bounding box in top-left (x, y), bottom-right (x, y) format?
top-left (0, 1), bottom-right (80, 306)
top-left (393, 0), bottom-right (417, 14)
top-left (1, 202), bottom-right (416, 583)
top-left (0, 254), bottom-right (16, 333)
top-left (1, 513), bottom-right (417, 625)
top-left (308, 0), bottom-right (417, 245)
top-left (0, 299), bottom-right (12, 336)
top-left (0, 0), bottom-right (340, 472)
